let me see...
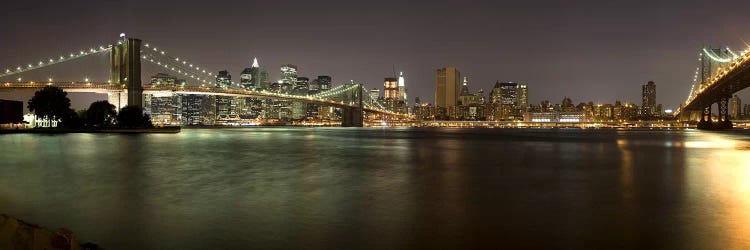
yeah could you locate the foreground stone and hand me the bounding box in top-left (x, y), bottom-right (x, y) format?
top-left (0, 214), bottom-right (101, 250)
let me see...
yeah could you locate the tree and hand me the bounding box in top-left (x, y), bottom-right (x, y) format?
top-left (86, 101), bottom-right (117, 127)
top-left (60, 109), bottom-right (84, 128)
top-left (27, 86), bottom-right (71, 122)
top-left (117, 106), bottom-right (153, 128)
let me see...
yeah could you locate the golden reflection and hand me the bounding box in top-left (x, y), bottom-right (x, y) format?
top-left (687, 132), bottom-right (750, 249)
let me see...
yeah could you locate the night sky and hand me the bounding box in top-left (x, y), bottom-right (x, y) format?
top-left (2, 0), bottom-right (750, 110)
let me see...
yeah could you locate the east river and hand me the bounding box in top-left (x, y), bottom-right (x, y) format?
top-left (1, 128), bottom-right (750, 249)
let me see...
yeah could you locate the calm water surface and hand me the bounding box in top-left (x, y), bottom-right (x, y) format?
top-left (1, 128), bottom-right (750, 249)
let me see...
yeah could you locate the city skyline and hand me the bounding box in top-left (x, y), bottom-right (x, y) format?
top-left (3, 0), bottom-right (750, 110)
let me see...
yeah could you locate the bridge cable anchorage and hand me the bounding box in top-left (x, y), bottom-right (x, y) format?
top-left (0, 45), bottom-right (112, 79)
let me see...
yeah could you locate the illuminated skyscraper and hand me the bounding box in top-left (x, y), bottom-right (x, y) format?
top-left (384, 77), bottom-right (398, 99)
top-left (435, 67), bottom-right (461, 108)
top-left (280, 64), bottom-right (298, 93)
top-left (398, 72), bottom-right (407, 103)
top-left (216, 70), bottom-right (232, 89)
top-left (369, 88), bottom-right (380, 101)
top-left (317, 76), bottom-right (332, 91)
top-left (215, 70), bottom-right (235, 117)
top-left (641, 81), bottom-right (656, 116)
top-left (730, 95), bottom-right (742, 119)
top-left (517, 83), bottom-right (528, 109)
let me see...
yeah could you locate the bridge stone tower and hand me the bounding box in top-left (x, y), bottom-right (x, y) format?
top-left (108, 37), bottom-right (143, 109)
top-left (341, 84), bottom-right (364, 127)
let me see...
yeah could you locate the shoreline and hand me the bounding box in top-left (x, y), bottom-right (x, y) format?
top-left (0, 126), bottom-right (181, 134)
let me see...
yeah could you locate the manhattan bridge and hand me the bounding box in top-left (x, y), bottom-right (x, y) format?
top-left (0, 35), bottom-right (410, 127)
top-left (675, 45), bottom-right (750, 129)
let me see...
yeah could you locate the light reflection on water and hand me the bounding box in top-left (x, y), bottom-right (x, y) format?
top-left (0, 128), bottom-right (749, 249)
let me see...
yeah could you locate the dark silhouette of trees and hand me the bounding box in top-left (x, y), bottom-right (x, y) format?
top-left (60, 109), bottom-right (84, 128)
top-left (27, 86), bottom-right (71, 122)
top-left (117, 106), bottom-right (153, 128)
top-left (86, 101), bottom-right (116, 127)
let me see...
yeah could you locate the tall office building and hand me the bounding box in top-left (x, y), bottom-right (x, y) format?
top-left (317, 76), bottom-right (332, 91)
top-left (240, 58), bottom-right (261, 90)
top-left (215, 70), bottom-right (235, 117)
top-left (280, 64), bottom-right (298, 93)
top-left (369, 88), bottom-right (380, 101)
top-left (181, 94), bottom-right (203, 125)
top-left (216, 70), bottom-right (232, 89)
top-left (517, 83), bottom-right (528, 109)
top-left (641, 81), bottom-right (656, 116)
top-left (730, 95), bottom-right (742, 119)
top-left (294, 77), bottom-right (309, 95)
top-left (435, 67), bottom-right (461, 108)
top-left (398, 71), bottom-right (407, 103)
top-left (460, 77), bottom-right (470, 96)
top-left (499, 82), bottom-right (519, 106)
top-left (384, 77), bottom-right (399, 99)
top-left (240, 68), bottom-right (253, 89)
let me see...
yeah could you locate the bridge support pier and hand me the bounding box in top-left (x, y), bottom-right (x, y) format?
top-left (717, 96), bottom-right (733, 129)
top-left (342, 107), bottom-right (363, 127)
top-left (697, 97), bottom-right (733, 130)
top-left (697, 105), bottom-right (712, 129)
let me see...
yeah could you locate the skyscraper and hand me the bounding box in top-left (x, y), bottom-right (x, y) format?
top-left (435, 67), bottom-right (461, 108)
top-left (398, 71), bottom-right (407, 103)
top-left (730, 95), bottom-right (742, 119)
top-left (369, 88), bottom-right (380, 101)
top-left (216, 70), bottom-right (232, 89)
top-left (215, 70), bottom-right (235, 117)
top-left (384, 77), bottom-right (398, 99)
top-left (499, 82), bottom-right (518, 106)
top-left (294, 77), bottom-right (309, 95)
top-left (317, 76), bottom-right (332, 91)
top-left (517, 83), bottom-right (528, 109)
top-left (641, 81), bottom-right (656, 116)
top-left (280, 64), bottom-right (298, 93)
top-left (240, 68), bottom-right (253, 89)
top-left (460, 77), bottom-right (470, 97)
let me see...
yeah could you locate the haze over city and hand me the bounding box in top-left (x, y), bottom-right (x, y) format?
top-left (3, 0), bottom-right (750, 110)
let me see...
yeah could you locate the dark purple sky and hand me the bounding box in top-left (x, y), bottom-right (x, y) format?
top-left (2, 0), bottom-right (750, 110)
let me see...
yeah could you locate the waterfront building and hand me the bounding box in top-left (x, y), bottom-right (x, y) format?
top-left (744, 104), bottom-right (750, 118)
top-left (435, 67), bottom-right (461, 110)
top-left (489, 81), bottom-right (527, 120)
top-left (414, 103), bottom-right (436, 121)
top-left (641, 81), bottom-right (656, 116)
top-left (181, 94), bottom-right (203, 125)
top-left (524, 111), bottom-right (585, 123)
top-left (214, 71), bottom-right (236, 117)
top-left (517, 83), bottom-right (528, 110)
top-left (730, 95), bottom-right (742, 119)
top-left (22, 113), bottom-right (58, 128)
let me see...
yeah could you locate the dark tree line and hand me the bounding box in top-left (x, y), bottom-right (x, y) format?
top-left (27, 86), bottom-right (153, 129)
